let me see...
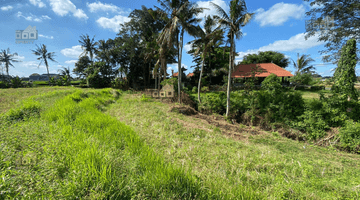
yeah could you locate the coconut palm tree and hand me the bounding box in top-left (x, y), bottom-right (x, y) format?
top-left (156, 0), bottom-right (204, 103)
top-left (79, 34), bottom-right (98, 62)
top-left (32, 44), bottom-right (57, 84)
top-left (79, 34), bottom-right (98, 86)
top-left (0, 48), bottom-right (21, 78)
top-left (211, 0), bottom-right (254, 117)
top-left (58, 66), bottom-right (71, 78)
top-left (189, 16), bottom-right (224, 103)
top-left (292, 53), bottom-right (315, 75)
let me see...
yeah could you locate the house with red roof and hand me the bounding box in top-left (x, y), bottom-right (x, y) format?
top-left (231, 63), bottom-right (293, 84)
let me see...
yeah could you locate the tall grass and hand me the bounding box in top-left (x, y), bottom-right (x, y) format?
top-left (107, 93), bottom-right (360, 199)
top-left (2, 88), bottom-right (257, 199)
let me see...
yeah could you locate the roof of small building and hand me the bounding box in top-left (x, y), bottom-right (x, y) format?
top-left (231, 63), bottom-right (293, 78)
top-left (172, 72), bottom-right (179, 77)
top-left (187, 73), bottom-right (194, 77)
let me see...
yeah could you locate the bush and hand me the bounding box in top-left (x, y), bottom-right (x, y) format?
top-left (111, 78), bottom-right (129, 90)
top-left (293, 94), bottom-right (360, 140)
top-left (201, 86), bottom-right (209, 93)
top-left (192, 86), bottom-right (197, 93)
top-left (198, 92), bottom-right (226, 114)
top-left (261, 73), bottom-right (282, 92)
top-left (289, 73), bottom-right (313, 86)
top-left (339, 120), bottom-right (360, 153)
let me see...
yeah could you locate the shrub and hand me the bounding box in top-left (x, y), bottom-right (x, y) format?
top-left (261, 73), bottom-right (282, 92)
top-left (111, 78), bottom-right (129, 90)
top-left (339, 120), bottom-right (360, 153)
top-left (201, 86), bottom-right (209, 93)
top-left (192, 86), bottom-right (197, 93)
top-left (198, 92), bottom-right (226, 114)
top-left (10, 77), bottom-right (24, 88)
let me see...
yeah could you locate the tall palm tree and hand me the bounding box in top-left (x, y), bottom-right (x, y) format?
top-left (292, 53), bottom-right (315, 75)
top-left (156, 0), bottom-right (204, 103)
top-left (32, 44), bottom-right (57, 84)
top-left (189, 16), bottom-right (223, 103)
top-left (79, 34), bottom-right (98, 62)
top-left (79, 34), bottom-right (98, 86)
top-left (0, 48), bottom-right (21, 78)
top-left (211, 0), bottom-right (253, 117)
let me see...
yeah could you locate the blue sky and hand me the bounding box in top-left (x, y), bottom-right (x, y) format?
top-left (0, 0), bottom-right (358, 78)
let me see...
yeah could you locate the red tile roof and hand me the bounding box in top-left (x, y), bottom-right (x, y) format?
top-left (172, 72), bottom-right (178, 77)
top-left (187, 73), bottom-right (194, 77)
top-left (231, 63), bottom-right (293, 78)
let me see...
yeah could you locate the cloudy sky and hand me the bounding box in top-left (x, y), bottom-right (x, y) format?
top-left (0, 0), bottom-right (357, 77)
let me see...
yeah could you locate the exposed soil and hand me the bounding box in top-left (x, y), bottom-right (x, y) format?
top-left (169, 104), bottom-right (268, 142)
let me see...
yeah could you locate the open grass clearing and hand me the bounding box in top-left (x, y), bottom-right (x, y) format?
top-left (0, 87), bottom-right (78, 113)
top-left (107, 93), bottom-right (360, 199)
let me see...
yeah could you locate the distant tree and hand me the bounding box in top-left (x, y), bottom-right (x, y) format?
top-left (73, 56), bottom-right (91, 79)
top-left (0, 48), bottom-right (20, 77)
top-left (58, 66), bottom-right (71, 79)
top-left (332, 39), bottom-right (358, 101)
top-left (304, 0), bottom-right (360, 64)
top-left (29, 73), bottom-right (40, 76)
top-left (32, 44), bottom-right (57, 85)
top-left (292, 53), bottom-right (315, 75)
top-left (241, 51), bottom-right (290, 68)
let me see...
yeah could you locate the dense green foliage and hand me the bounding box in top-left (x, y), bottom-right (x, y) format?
top-left (240, 51), bottom-right (290, 68)
top-left (339, 120), bottom-right (360, 153)
top-left (332, 39), bottom-right (358, 100)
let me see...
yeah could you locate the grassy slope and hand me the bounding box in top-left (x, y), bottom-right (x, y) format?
top-left (107, 94), bottom-right (360, 199)
top-left (1, 88), bottom-right (250, 199)
top-left (0, 87), bottom-right (77, 113)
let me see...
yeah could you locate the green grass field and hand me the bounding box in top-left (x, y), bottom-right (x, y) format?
top-left (1, 87), bottom-right (360, 199)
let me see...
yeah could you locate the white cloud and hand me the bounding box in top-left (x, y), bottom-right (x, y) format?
top-left (168, 63), bottom-right (188, 70)
top-left (1, 5), bottom-right (13, 11)
top-left (60, 45), bottom-right (83, 59)
top-left (184, 43), bottom-right (192, 52)
top-left (13, 55), bottom-right (25, 61)
top-left (65, 60), bottom-right (78, 65)
top-left (17, 61), bottom-right (39, 70)
top-left (49, 0), bottom-right (88, 20)
top-left (196, 0), bottom-right (228, 20)
top-left (243, 32), bottom-right (247, 36)
top-left (255, 3), bottom-right (305, 27)
top-left (29, 0), bottom-right (46, 8)
top-left (235, 32), bottom-right (325, 61)
top-left (39, 34), bottom-right (54, 39)
top-left (96, 15), bottom-right (130, 32)
top-left (87, 2), bottom-right (130, 14)
top-left (16, 12), bottom-right (51, 22)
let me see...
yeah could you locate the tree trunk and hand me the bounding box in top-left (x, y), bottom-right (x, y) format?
top-left (226, 35), bottom-right (233, 117)
top-left (198, 53), bottom-right (205, 104)
top-left (178, 29), bottom-right (184, 104)
top-left (209, 53), bottom-right (212, 87)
